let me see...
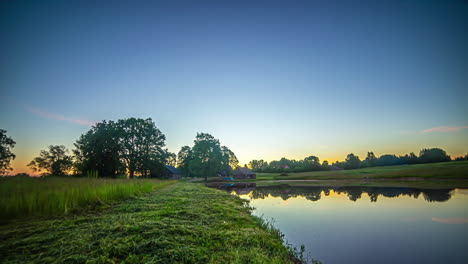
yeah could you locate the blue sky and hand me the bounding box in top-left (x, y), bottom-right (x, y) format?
top-left (1, 0), bottom-right (467, 173)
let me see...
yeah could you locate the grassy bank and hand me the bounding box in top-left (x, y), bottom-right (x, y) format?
top-left (257, 161), bottom-right (468, 180)
top-left (0, 182), bottom-right (304, 263)
top-left (193, 161), bottom-right (468, 184)
top-left (0, 177), bottom-right (175, 221)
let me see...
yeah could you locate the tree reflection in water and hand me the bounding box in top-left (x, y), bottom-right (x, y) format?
top-left (207, 183), bottom-right (454, 203)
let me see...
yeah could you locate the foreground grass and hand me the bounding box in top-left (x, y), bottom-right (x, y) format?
top-left (0, 183), bottom-right (303, 264)
top-left (0, 177), bottom-right (175, 221)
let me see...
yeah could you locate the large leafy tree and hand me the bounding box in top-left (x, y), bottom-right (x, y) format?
top-left (221, 146), bottom-right (239, 174)
top-left (28, 145), bottom-right (73, 175)
top-left (344, 153), bottom-right (361, 170)
top-left (377, 154), bottom-right (403, 166)
top-left (74, 120), bottom-right (123, 177)
top-left (73, 118), bottom-right (166, 178)
top-left (400, 152), bottom-right (419, 164)
top-left (419, 148), bottom-right (451, 163)
top-left (177, 146), bottom-right (193, 177)
top-left (0, 129), bottom-right (16, 175)
top-left (144, 149), bottom-right (177, 178)
top-left (189, 133), bottom-right (224, 180)
top-left (164, 151), bottom-right (177, 167)
top-left (248, 160), bottom-right (269, 171)
top-left (321, 160), bottom-right (330, 170)
top-left (303, 155), bottom-right (321, 171)
top-left (116, 118), bottom-right (166, 178)
top-left (363, 151), bottom-right (378, 167)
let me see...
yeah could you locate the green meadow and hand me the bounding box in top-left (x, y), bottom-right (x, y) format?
top-left (255, 161), bottom-right (468, 180)
top-left (194, 161), bottom-right (468, 186)
top-left (0, 182), bottom-right (305, 264)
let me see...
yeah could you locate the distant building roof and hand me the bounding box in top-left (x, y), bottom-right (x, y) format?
top-left (164, 165), bottom-right (181, 174)
top-left (233, 167), bottom-right (256, 176)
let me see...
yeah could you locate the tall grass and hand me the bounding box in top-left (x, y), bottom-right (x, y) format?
top-left (0, 177), bottom-right (175, 221)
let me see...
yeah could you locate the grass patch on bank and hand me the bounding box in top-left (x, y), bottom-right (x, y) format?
top-left (0, 183), bottom-right (304, 263)
top-left (0, 177), bottom-right (176, 221)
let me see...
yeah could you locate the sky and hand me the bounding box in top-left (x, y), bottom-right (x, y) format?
top-left (1, 0), bottom-right (467, 174)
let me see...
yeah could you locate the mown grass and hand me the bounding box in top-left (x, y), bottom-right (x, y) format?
top-left (0, 177), bottom-right (176, 221)
top-left (0, 183), bottom-right (305, 263)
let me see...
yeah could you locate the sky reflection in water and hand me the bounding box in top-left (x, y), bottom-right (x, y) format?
top-left (216, 184), bottom-right (468, 264)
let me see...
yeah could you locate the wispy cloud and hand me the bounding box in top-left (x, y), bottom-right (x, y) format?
top-left (25, 106), bottom-right (96, 126)
top-left (422, 126), bottom-right (468, 133)
top-left (432, 217), bottom-right (468, 224)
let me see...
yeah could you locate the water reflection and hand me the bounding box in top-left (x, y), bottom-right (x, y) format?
top-left (207, 182), bottom-right (468, 264)
top-left (207, 183), bottom-right (454, 202)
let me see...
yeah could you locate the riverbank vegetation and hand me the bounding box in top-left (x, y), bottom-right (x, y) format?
top-left (0, 183), bottom-right (305, 263)
top-left (0, 177), bottom-right (175, 221)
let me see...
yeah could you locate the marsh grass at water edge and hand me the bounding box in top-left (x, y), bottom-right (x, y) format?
top-left (0, 177), bottom-right (176, 221)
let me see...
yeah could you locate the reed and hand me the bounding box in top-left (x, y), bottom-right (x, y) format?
top-left (0, 176), bottom-right (175, 221)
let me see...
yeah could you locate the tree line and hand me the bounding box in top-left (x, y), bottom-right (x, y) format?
top-left (248, 148), bottom-right (467, 173)
top-left (1, 123), bottom-right (467, 177)
top-left (0, 118), bottom-right (238, 178)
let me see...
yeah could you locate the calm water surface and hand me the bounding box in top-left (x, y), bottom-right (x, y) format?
top-left (211, 183), bottom-right (468, 264)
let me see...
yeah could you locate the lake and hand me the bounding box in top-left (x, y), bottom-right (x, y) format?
top-left (208, 183), bottom-right (468, 264)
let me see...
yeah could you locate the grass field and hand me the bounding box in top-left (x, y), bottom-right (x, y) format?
top-left (0, 177), bottom-right (176, 221)
top-left (193, 161), bottom-right (468, 184)
top-left (0, 182), bottom-right (305, 264)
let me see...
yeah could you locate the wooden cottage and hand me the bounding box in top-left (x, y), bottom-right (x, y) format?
top-left (161, 165), bottom-right (182, 179)
top-left (232, 167), bottom-right (256, 179)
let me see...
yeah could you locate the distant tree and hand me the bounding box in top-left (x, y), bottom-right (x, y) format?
top-left (14, 172), bottom-right (30, 177)
top-left (164, 150), bottom-right (177, 167)
top-left (189, 133), bottom-right (224, 181)
top-left (377, 154), bottom-right (403, 166)
top-left (221, 146), bottom-right (239, 174)
top-left (400, 152), bottom-right (419, 164)
top-left (363, 152), bottom-right (377, 167)
top-left (143, 154), bottom-right (166, 178)
top-left (0, 129), bottom-right (16, 175)
top-left (177, 146), bottom-right (193, 177)
top-left (248, 159), bottom-right (269, 172)
top-left (454, 154), bottom-right (468, 161)
top-left (28, 145), bottom-right (73, 176)
top-left (73, 120), bottom-right (123, 177)
top-left (332, 161), bottom-right (345, 169)
top-left (419, 148), bottom-right (451, 163)
top-left (344, 153), bottom-right (361, 170)
top-left (303, 155), bottom-right (321, 171)
top-left (116, 118), bottom-right (166, 178)
top-left (321, 160), bottom-right (330, 170)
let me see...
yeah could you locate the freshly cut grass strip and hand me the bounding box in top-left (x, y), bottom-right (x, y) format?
top-left (0, 183), bottom-right (305, 263)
